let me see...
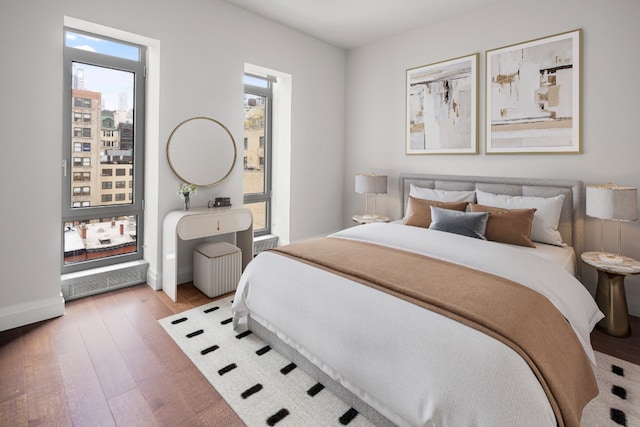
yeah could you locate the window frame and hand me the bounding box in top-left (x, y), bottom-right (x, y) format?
top-left (62, 27), bottom-right (146, 274)
top-left (243, 74), bottom-right (273, 237)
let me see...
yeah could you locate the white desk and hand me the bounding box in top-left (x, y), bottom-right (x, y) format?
top-left (162, 207), bottom-right (253, 301)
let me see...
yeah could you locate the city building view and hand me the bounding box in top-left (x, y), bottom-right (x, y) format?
top-left (243, 93), bottom-right (267, 231)
top-left (63, 63), bottom-right (138, 264)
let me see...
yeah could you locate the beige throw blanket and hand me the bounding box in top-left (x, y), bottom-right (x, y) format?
top-left (272, 237), bottom-right (598, 427)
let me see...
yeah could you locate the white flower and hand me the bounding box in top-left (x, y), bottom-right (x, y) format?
top-left (177, 183), bottom-right (197, 199)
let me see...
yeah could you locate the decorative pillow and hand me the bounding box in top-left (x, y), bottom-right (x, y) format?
top-left (475, 190), bottom-right (565, 246)
top-left (405, 197), bottom-right (468, 228)
top-left (429, 206), bottom-right (490, 240)
top-left (469, 203), bottom-right (537, 248)
top-left (406, 185), bottom-right (476, 218)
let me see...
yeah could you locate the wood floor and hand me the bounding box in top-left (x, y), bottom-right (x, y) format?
top-left (1, 283), bottom-right (639, 427)
top-left (0, 283), bottom-right (244, 427)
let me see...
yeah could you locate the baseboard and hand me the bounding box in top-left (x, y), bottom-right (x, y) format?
top-left (0, 294), bottom-right (65, 332)
top-left (146, 265), bottom-right (161, 290)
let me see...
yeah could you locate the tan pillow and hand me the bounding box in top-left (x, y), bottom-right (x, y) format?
top-left (469, 203), bottom-right (537, 247)
top-left (405, 197), bottom-right (468, 228)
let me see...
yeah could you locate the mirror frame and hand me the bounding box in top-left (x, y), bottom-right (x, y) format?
top-left (166, 116), bottom-right (238, 187)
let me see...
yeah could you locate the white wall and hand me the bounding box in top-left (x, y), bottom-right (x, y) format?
top-left (343, 0), bottom-right (640, 315)
top-left (0, 0), bottom-right (345, 330)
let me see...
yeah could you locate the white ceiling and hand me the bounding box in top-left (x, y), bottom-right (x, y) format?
top-left (221, 0), bottom-right (506, 49)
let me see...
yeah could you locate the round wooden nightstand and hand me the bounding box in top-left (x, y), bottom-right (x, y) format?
top-left (352, 214), bottom-right (390, 224)
top-left (581, 251), bottom-right (640, 337)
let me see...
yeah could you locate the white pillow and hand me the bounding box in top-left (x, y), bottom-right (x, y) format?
top-left (406, 185), bottom-right (476, 218)
top-left (475, 189), bottom-right (565, 246)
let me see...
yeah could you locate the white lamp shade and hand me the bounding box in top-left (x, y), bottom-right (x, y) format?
top-left (355, 174), bottom-right (387, 194)
top-left (586, 184), bottom-right (638, 221)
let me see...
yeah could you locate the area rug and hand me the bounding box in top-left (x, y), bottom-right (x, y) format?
top-left (159, 295), bottom-right (639, 426)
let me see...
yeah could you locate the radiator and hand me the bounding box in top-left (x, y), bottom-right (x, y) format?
top-left (254, 234), bottom-right (279, 255)
top-left (61, 261), bottom-right (148, 301)
top-left (193, 242), bottom-right (242, 298)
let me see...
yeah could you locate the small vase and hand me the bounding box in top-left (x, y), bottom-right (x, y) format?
top-left (183, 193), bottom-right (190, 211)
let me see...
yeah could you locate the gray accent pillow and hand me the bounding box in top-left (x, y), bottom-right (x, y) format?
top-left (429, 206), bottom-right (490, 240)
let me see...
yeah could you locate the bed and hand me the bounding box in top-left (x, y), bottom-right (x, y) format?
top-left (232, 173), bottom-right (603, 427)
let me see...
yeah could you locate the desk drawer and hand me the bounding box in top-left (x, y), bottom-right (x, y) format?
top-left (177, 209), bottom-right (252, 240)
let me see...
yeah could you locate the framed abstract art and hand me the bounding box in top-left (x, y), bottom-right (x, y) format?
top-left (486, 29), bottom-right (581, 154)
top-left (406, 53), bottom-right (478, 155)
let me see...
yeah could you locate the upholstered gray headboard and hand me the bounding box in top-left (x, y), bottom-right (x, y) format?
top-left (400, 173), bottom-right (584, 255)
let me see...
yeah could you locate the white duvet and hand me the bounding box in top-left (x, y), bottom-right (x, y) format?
top-left (232, 223), bottom-right (603, 427)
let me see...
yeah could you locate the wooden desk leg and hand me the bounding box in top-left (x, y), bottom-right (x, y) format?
top-left (595, 270), bottom-right (630, 337)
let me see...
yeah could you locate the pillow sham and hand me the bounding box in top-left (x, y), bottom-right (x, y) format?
top-left (429, 206), bottom-right (490, 240)
top-left (475, 190), bottom-right (565, 246)
top-left (406, 185), bottom-right (476, 218)
top-left (405, 197), bottom-right (468, 228)
top-left (410, 185), bottom-right (476, 202)
top-left (469, 203), bottom-right (537, 248)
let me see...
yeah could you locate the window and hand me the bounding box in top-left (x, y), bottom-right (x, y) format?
top-left (72, 186), bottom-right (90, 196)
top-left (62, 28), bottom-right (145, 273)
top-left (74, 172), bottom-right (90, 182)
top-left (73, 157), bottom-right (91, 167)
top-left (72, 157), bottom-right (88, 167)
top-left (74, 97), bottom-right (92, 108)
top-left (243, 74), bottom-right (273, 236)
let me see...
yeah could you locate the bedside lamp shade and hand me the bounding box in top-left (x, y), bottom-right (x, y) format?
top-left (586, 184), bottom-right (637, 221)
top-left (355, 174), bottom-right (387, 219)
top-left (355, 174), bottom-right (387, 195)
top-left (586, 183), bottom-right (638, 263)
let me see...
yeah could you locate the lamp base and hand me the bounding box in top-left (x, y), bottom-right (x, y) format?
top-left (598, 253), bottom-right (625, 264)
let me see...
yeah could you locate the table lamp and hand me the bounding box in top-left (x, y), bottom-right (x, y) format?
top-left (586, 183), bottom-right (638, 264)
top-left (355, 174), bottom-right (387, 220)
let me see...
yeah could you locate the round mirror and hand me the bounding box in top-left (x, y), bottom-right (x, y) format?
top-left (166, 117), bottom-right (237, 187)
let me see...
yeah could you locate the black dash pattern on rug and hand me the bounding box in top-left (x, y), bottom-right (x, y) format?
top-left (609, 363), bottom-right (628, 426)
top-left (307, 382), bottom-right (325, 397)
top-left (256, 345), bottom-right (271, 356)
top-left (280, 363), bottom-right (296, 375)
top-left (611, 385), bottom-right (627, 400)
top-left (200, 344), bottom-right (219, 355)
top-left (235, 330), bottom-right (253, 340)
top-left (610, 408), bottom-right (627, 426)
top-left (339, 408), bottom-right (359, 425)
top-left (612, 364), bottom-right (625, 376)
top-left (266, 408), bottom-right (290, 426)
top-left (218, 363), bottom-right (237, 376)
top-left (171, 317), bottom-right (187, 325)
top-left (220, 317), bottom-right (233, 325)
top-left (186, 329), bottom-right (204, 338)
top-left (203, 306), bottom-right (219, 313)
top-left (241, 383), bottom-right (263, 399)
